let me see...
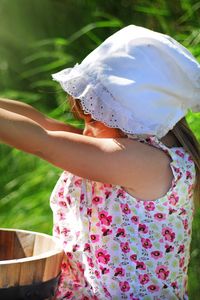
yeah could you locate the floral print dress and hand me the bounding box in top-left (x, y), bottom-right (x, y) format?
top-left (50, 135), bottom-right (196, 300)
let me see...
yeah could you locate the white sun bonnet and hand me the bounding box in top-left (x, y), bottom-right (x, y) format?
top-left (52, 25), bottom-right (200, 139)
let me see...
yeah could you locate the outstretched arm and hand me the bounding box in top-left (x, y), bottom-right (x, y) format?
top-left (0, 98), bottom-right (83, 134)
top-left (0, 108), bottom-right (169, 192)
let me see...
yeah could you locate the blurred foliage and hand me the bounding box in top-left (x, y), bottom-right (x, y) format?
top-left (0, 0), bottom-right (199, 298)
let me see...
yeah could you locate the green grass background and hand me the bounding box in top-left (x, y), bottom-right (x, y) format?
top-left (0, 0), bottom-right (199, 298)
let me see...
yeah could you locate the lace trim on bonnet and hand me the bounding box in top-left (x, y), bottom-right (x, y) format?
top-left (52, 64), bottom-right (184, 140)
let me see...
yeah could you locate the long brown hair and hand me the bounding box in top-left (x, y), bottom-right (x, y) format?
top-left (68, 95), bottom-right (86, 120)
top-left (68, 95), bottom-right (200, 209)
top-left (171, 117), bottom-right (200, 210)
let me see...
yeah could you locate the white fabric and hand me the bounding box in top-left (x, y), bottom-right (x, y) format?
top-left (52, 25), bottom-right (200, 139)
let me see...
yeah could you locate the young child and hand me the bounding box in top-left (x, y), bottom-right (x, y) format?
top-left (0, 25), bottom-right (199, 300)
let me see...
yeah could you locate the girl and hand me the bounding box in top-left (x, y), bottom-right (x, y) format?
top-left (0, 25), bottom-right (199, 300)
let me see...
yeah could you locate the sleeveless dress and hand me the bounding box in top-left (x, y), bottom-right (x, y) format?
top-left (50, 135), bottom-right (196, 300)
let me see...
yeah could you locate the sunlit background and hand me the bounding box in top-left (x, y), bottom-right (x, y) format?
top-left (0, 0), bottom-right (199, 298)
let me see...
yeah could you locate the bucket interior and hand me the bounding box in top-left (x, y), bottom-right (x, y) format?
top-left (0, 229), bottom-right (57, 260)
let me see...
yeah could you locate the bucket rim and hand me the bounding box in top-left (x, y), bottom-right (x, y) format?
top-left (0, 227), bottom-right (64, 264)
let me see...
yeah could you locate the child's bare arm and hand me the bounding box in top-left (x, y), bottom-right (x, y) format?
top-left (0, 98), bottom-right (83, 134)
top-left (0, 108), bottom-right (170, 191)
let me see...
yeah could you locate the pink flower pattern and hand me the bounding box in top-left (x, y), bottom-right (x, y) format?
top-left (120, 242), bottom-right (131, 253)
top-left (50, 136), bottom-right (195, 299)
top-left (141, 238), bottom-right (153, 249)
top-left (144, 201), bottom-right (155, 211)
top-left (114, 267), bottom-right (125, 277)
top-left (138, 274), bottom-right (150, 285)
top-left (151, 250), bottom-right (163, 260)
top-left (120, 203), bottom-right (131, 214)
top-left (156, 265), bottom-right (170, 280)
top-left (154, 212), bottom-right (167, 221)
top-left (119, 281), bottom-right (130, 292)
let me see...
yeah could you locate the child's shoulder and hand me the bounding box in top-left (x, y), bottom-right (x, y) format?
top-left (123, 134), bottom-right (193, 202)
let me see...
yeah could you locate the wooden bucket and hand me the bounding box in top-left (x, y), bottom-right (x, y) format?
top-left (0, 228), bottom-right (64, 300)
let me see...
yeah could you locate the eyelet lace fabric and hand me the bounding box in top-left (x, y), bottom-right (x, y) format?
top-left (52, 65), bottom-right (187, 140)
